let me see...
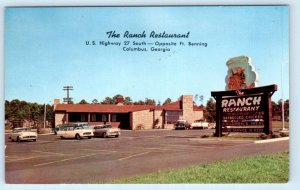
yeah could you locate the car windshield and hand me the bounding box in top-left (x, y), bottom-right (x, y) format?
top-left (94, 125), bottom-right (105, 129)
top-left (72, 122), bottom-right (88, 127)
top-left (83, 125), bottom-right (93, 129)
top-left (58, 124), bottom-right (69, 130)
top-left (74, 126), bottom-right (84, 130)
top-left (13, 128), bottom-right (31, 133)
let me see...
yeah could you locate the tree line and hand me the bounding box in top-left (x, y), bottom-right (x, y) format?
top-left (5, 100), bottom-right (54, 129)
top-left (5, 95), bottom-right (289, 129)
top-left (4, 95), bottom-right (173, 129)
top-left (272, 99), bottom-right (289, 121)
top-left (77, 94), bottom-right (172, 106)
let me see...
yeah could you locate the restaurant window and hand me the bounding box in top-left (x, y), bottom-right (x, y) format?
top-left (102, 114), bottom-right (107, 122)
top-left (165, 111), bottom-right (183, 124)
top-left (80, 114), bottom-right (87, 122)
top-left (111, 114), bottom-right (117, 122)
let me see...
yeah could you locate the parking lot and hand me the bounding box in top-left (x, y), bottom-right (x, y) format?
top-left (5, 129), bottom-right (289, 184)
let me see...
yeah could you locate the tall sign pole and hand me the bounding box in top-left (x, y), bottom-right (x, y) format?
top-left (281, 62), bottom-right (285, 131)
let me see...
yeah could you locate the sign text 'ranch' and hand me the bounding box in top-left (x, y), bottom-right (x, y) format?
top-left (221, 96), bottom-right (262, 112)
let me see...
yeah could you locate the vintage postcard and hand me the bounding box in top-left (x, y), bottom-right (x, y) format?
top-left (4, 6), bottom-right (289, 185)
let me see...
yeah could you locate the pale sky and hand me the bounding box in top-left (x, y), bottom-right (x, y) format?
top-left (4, 6), bottom-right (289, 104)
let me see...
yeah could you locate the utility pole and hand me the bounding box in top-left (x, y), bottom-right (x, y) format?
top-left (63, 86), bottom-right (73, 104)
top-left (43, 104), bottom-right (46, 128)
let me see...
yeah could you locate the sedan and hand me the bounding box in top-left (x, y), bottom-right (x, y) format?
top-left (93, 125), bottom-right (120, 138)
top-left (191, 120), bottom-right (209, 129)
top-left (9, 128), bottom-right (37, 142)
top-left (57, 125), bottom-right (93, 140)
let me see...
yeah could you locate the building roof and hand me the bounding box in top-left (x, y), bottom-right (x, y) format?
top-left (55, 101), bottom-right (203, 113)
top-left (155, 101), bottom-right (203, 111)
top-left (193, 105), bottom-right (203, 111)
top-left (155, 101), bottom-right (182, 111)
top-left (55, 104), bottom-right (155, 113)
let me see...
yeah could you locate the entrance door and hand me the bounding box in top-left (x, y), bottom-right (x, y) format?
top-left (113, 113), bottom-right (130, 129)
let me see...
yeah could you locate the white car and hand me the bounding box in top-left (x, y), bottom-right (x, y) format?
top-left (57, 125), bottom-right (93, 140)
top-left (9, 128), bottom-right (37, 142)
top-left (93, 125), bottom-right (120, 138)
top-left (191, 120), bottom-right (209, 129)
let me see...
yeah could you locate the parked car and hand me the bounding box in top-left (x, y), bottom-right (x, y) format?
top-left (53, 124), bottom-right (68, 135)
top-left (51, 127), bottom-right (58, 134)
top-left (9, 128), bottom-right (37, 142)
top-left (57, 125), bottom-right (93, 140)
top-left (93, 124), bottom-right (120, 138)
top-left (174, 120), bottom-right (190, 130)
top-left (191, 120), bottom-right (209, 129)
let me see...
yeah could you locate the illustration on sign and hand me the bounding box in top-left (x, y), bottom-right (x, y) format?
top-left (225, 56), bottom-right (259, 91)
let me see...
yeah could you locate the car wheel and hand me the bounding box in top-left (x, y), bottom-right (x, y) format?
top-left (60, 136), bottom-right (64, 139)
top-left (33, 139), bottom-right (37, 142)
top-left (103, 132), bottom-right (107, 138)
top-left (75, 134), bottom-right (81, 140)
top-left (115, 134), bottom-right (119, 138)
top-left (17, 137), bottom-right (21, 142)
top-left (88, 136), bottom-right (92, 139)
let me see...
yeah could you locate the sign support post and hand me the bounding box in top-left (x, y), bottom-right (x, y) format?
top-left (214, 96), bottom-right (222, 137)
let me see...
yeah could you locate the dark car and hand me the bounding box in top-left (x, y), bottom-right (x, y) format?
top-left (174, 120), bottom-right (190, 130)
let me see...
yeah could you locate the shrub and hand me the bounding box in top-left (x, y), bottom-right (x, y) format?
top-left (259, 133), bottom-right (269, 139)
top-left (152, 119), bottom-right (160, 129)
top-left (136, 124), bottom-right (144, 130)
top-left (280, 132), bottom-right (289, 137)
top-left (271, 133), bottom-right (281, 138)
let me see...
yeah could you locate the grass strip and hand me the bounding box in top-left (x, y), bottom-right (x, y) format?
top-left (105, 152), bottom-right (288, 184)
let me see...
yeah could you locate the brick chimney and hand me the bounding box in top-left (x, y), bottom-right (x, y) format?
top-left (181, 95), bottom-right (194, 124)
top-left (116, 96), bottom-right (124, 106)
top-left (54, 99), bottom-right (61, 110)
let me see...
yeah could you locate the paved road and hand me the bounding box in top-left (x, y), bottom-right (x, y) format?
top-left (5, 129), bottom-right (289, 184)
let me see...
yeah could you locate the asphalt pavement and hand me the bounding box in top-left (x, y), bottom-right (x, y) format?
top-left (5, 129), bottom-right (289, 184)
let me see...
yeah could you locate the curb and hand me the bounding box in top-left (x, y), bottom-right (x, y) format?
top-left (124, 129), bottom-right (173, 132)
top-left (38, 133), bottom-right (55, 136)
top-left (188, 138), bottom-right (254, 143)
top-left (254, 137), bottom-right (289, 144)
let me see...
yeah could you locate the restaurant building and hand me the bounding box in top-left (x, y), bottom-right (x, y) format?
top-left (54, 95), bottom-right (203, 130)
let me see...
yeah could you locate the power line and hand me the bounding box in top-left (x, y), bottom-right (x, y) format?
top-left (63, 86), bottom-right (73, 104)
